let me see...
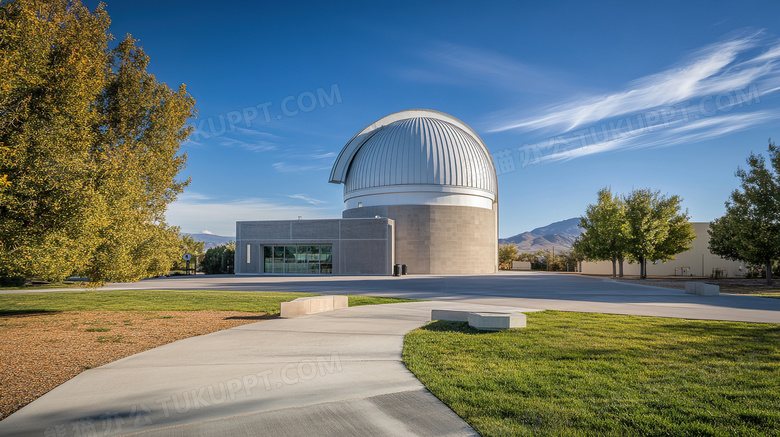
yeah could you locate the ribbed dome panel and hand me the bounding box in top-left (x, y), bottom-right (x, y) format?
top-left (344, 117), bottom-right (496, 195)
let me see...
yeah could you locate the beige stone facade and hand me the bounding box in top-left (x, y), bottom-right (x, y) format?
top-left (344, 204), bottom-right (497, 274)
top-left (580, 222), bottom-right (746, 277)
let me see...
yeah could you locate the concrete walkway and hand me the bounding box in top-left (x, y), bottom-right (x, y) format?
top-left (0, 301), bottom-right (537, 437)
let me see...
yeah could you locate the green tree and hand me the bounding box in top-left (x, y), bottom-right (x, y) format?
top-left (557, 249), bottom-right (583, 272)
top-left (0, 0), bottom-right (195, 284)
top-left (498, 243), bottom-right (518, 270)
top-left (201, 243), bottom-right (235, 274)
top-left (575, 188), bottom-right (627, 278)
top-left (709, 140), bottom-right (780, 284)
top-left (624, 188), bottom-right (695, 279)
top-left (516, 252), bottom-right (537, 263)
top-left (173, 234), bottom-right (205, 271)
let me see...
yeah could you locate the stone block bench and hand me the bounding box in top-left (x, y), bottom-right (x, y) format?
top-left (431, 309), bottom-right (526, 331)
top-left (281, 295), bottom-right (348, 318)
top-left (685, 282), bottom-right (720, 296)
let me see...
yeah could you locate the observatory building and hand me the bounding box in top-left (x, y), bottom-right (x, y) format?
top-left (235, 109), bottom-right (498, 275)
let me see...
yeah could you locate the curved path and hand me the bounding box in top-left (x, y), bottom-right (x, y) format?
top-left (0, 301), bottom-right (535, 437)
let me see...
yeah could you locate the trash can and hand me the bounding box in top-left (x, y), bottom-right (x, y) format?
top-left (393, 264), bottom-right (400, 276)
top-left (401, 264), bottom-right (407, 275)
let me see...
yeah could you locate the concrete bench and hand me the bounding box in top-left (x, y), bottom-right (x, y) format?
top-left (431, 309), bottom-right (526, 330)
top-left (281, 295), bottom-right (348, 318)
top-left (685, 282), bottom-right (720, 296)
top-left (430, 309), bottom-right (471, 322)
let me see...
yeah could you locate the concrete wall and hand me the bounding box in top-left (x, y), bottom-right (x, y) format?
top-left (343, 204), bottom-right (497, 274)
top-left (512, 261), bottom-right (532, 271)
top-left (580, 222), bottom-right (746, 277)
top-left (235, 218), bottom-right (394, 275)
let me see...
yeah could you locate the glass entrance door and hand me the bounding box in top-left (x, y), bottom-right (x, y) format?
top-left (263, 245), bottom-right (333, 274)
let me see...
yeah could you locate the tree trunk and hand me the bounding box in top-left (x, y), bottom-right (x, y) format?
top-left (766, 258), bottom-right (773, 285)
top-left (611, 259), bottom-right (616, 278)
top-left (618, 258), bottom-right (624, 278)
top-left (640, 258), bottom-right (647, 279)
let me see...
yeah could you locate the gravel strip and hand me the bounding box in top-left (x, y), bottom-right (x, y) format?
top-left (0, 310), bottom-right (268, 420)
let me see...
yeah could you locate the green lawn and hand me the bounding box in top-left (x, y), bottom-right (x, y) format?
top-left (0, 290), bottom-right (417, 314)
top-left (403, 311), bottom-right (780, 436)
top-left (347, 295), bottom-right (420, 307)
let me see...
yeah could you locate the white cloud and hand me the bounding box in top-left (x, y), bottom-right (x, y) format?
top-left (309, 152), bottom-right (337, 159)
top-left (287, 193), bottom-right (327, 205)
top-left (234, 127), bottom-right (283, 139)
top-left (489, 33), bottom-right (778, 133)
top-left (272, 162), bottom-right (331, 173)
top-left (486, 31), bottom-right (780, 163)
top-left (166, 192), bottom-right (339, 236)
top-left (219, 137), bottom-right (277, 152)
top-left (541, 110), bottom-right (779, 163)
top-left (402, 42), bottom-right (575, 94)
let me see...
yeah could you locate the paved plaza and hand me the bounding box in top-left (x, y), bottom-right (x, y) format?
top-left (1, 272), bottom-right (778, 436)
top-left (56, 271), bottom-right (780, 323)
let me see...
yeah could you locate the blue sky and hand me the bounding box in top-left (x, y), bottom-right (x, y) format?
top-left (91, 0), bottom-right (780, 237)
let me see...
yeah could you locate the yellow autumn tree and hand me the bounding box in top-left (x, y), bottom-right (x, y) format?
top-left (0, 0), bottom-right (195, 284)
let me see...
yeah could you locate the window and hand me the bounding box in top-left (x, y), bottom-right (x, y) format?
top-left (246, 244), bottom-right (251, 263)
top-left (264, 246), bottom-right (272, 273)
top-left (262, 245), bottom-right (333, 274)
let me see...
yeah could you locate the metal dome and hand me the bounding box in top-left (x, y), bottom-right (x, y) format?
top-left (330, 110), bottom-right (497, 209)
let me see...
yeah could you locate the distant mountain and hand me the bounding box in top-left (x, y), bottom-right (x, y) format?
top-left (500, 218), bottom-right (582, 253)
top-left (187, 233), bottom-right (234, 250)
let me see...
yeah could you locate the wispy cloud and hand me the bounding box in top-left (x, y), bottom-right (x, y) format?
top-left (309, 151), bottom-right (337, 159)
top-left (287, 193), bottom-right (327, 205)
top-left (234, 127), bottom-right (283, 139)
top-left (219, 137), bottom-right (277, 152)
top-left (166, 192), bottom-right (337, 236)
top-left (272, 162), bottom-right (332, 173)
top-left (541, 110), bottom-right (778, 163)
top-left (489, 32), bottom-right (780, 135)
top-left (400, 42), bottom-right (575, 94)
top-left (486, 31), bottom-right (780, 164)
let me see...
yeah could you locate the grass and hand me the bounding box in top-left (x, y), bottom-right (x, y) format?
top-left (403, 311), bottom-right (780, 436)
top-left (0, 290), bottom-right (419, 314)
top-left (347, 295), bottom-right (419, 307)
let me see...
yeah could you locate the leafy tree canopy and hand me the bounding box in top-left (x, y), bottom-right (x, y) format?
top-left (709, 140), bottom-right (780, 284)
top-left (576, 187), bottom-right (695, 279)
top-left (575, 187), bottom-right (627, 277)
top-left (624, 188), bottom-right (695, 279)
top-left (498, 244), bottom-right (518, 270)
top-left (201, 243), bottom-right (235, 275)
top-left (0, 0), bottom-right (195, 284)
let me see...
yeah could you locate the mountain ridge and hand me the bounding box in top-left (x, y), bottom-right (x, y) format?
top-left (186, 233), bottom-right (234, 250)
top-left (499, 217), bottom-right (582, 253)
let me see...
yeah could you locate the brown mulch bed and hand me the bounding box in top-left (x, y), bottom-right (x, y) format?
top-left (0, 310), bottom-right (268, 421)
